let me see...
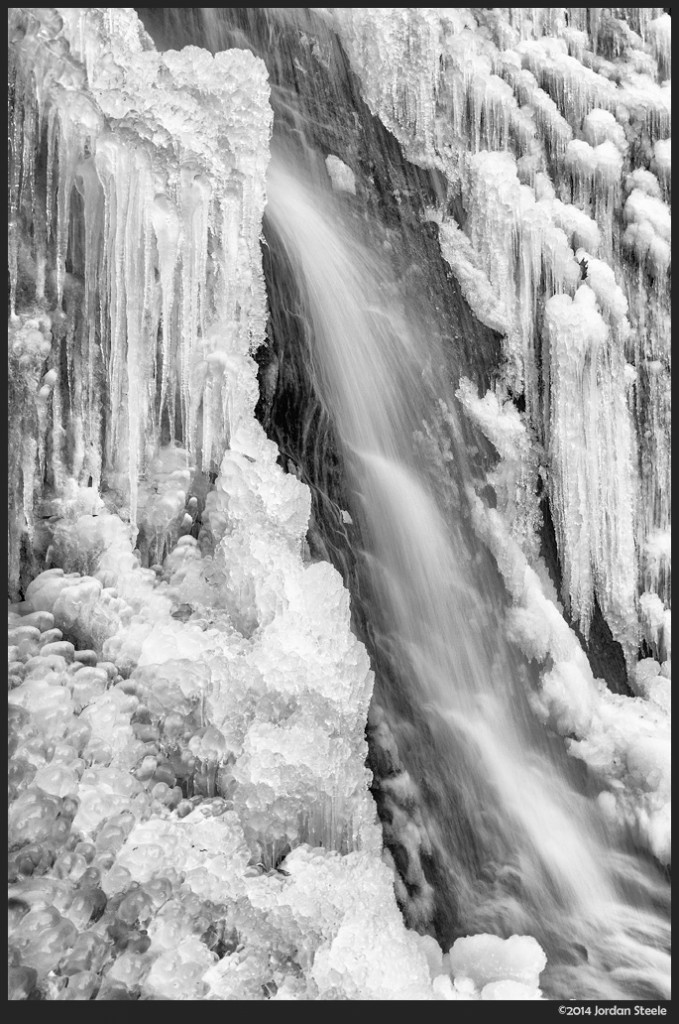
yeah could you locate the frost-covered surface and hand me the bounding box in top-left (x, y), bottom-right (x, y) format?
top-left (7, 6), bottom-right (552, 1002)
top-left (327, 6), bottom-right (671, 862)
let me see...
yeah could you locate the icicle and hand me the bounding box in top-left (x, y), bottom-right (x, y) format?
top-left (647, 14), bottom-right (671, 81)
top-left (8, 66), bottom-right (25, 319)
top-left (465, 150), bottom-right (578, 425)
top-left (123, 152), bottom-right (155, 525)
top-left (150, 193), bottom-right (180, 426)
top-left (503, 66), bottom-right (573, 167)
top-left (622, 188), bottom-right (671, 279)
top-left (74, 154), bottom-right (104, 487)
top-left (55, 116), bottom-right (79, 307)
top-left (517, 38), bottom-right (619, 131)
top-left (565, 139), bottom-right (623, 255)
top-left (178, 169), bottom-right (211, 455)
top-left (651, 139), bottom-right (671, 203)
top-left (95, 136), bottom-right (129, 487)
top-left (50, 351), bottom-right (65, 496)
top-left (545, 286), bottom-right (637, 647)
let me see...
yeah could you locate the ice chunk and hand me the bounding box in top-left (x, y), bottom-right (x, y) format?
top-left (449, 933), bottom-right (546, 992)
top-left (325, 154), bottom-right (357, 195)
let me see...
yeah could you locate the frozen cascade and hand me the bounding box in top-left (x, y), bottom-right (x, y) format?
top-left (7, 6), bottom-right (671, 1003)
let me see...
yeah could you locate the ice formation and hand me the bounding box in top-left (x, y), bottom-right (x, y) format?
top-left (325, 154), bottom-right (357, 195)
top-left (8, 5), bottom-right (271, 573)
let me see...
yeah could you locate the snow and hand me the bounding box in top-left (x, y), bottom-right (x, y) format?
top-left (583, 109), bottom-right (628, 152)
top-left (651, 138), bottom-right (671, 200)
top-left (623, 188), bottom-right (672, 276)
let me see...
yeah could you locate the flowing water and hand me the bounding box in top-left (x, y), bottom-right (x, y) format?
top-left (265, 157), bottom-right (670, 1000)
top-left (137, 7), bottom-right (671, 1000)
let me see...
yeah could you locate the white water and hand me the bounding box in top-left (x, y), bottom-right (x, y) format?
top-left (266, 158), bottom-right (670, 1000)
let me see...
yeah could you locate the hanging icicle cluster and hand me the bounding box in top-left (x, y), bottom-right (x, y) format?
top-left (8, 8), bottom-right (272, 594)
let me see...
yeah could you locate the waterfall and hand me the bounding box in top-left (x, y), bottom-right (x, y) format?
top-left (265, 155), bottom-right (670, 998)
top-left (7, 6), bottom-right (671, 1003)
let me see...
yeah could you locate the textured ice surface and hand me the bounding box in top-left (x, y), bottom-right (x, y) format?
top-left (9, 499), bottom-right (551, 997)
top-left (8, 6), bottom-right (271, 556)
top-left (449, 933), bottom-right (547, 992)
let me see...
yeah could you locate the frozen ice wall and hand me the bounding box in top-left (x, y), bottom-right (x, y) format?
top-left (326, 7), bottom-right (671, 859)
top-left (8, 7), bottom-right (271, 590)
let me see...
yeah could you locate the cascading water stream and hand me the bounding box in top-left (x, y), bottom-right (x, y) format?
top-left (264, 157), bottom-right (670, 999)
